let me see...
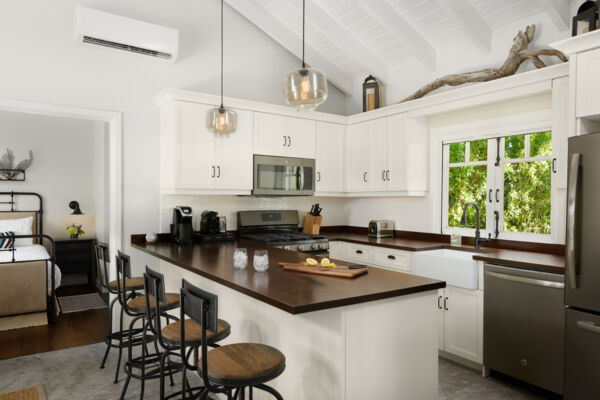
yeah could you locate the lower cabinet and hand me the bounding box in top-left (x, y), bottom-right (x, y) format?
top-left (437, 286), bottom-right (483, 364)
top-left (329, 241), bottom-right (412, 273)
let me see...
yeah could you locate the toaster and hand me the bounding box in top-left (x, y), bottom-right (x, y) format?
top-left (368, 220), bottom-right (395, 238)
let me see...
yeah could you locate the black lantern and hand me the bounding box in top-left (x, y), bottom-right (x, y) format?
top-left (362, 75), bottom-right (382, 112)
top-left (573, 1), bottom-right (598, 37)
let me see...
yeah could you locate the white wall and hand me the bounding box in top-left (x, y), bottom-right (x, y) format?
top-left (0, 110), bottom-right (107, 239)
top-left (0, 0), bottom-right (347, 272)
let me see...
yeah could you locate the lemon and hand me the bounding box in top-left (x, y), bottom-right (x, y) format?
top-left (306, 258), bottom-right (318, 266)
top-left (320, 258), bottom-right (332, 267)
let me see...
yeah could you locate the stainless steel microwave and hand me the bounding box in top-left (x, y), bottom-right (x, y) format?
top-left (253, 155), bottom-right (315, 196)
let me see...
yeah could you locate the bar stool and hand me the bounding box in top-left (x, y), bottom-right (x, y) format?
top-left (181, 279), bottom-right (286, 400)
top-left (96, 244), bottom-right (145, 383)
top-left (119, 265), bottom-right (180, 400)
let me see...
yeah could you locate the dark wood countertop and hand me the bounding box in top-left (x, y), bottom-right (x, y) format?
top-left (326, 232), bottom-right (448, 252)
top-left (472, 249), bottom-right (565, 273)
top-left (131, 237), bottom-right (445, 315)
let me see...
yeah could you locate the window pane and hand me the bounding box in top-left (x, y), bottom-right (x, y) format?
top-left (505, 135), bottom-right (525, 159)
top-left (504, 161), bottom-right (551, 234)
top-left (448, 165), bottom-right (487, 229)
top-left (449, 142), bottom-right (465, 164)
top-left (530, 131), bottom-right (552, 157)
top-left (469, 140), bottom-right (487, 162)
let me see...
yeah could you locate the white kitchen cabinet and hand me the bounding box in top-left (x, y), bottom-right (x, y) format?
top-left (253, 112), bottom-right (316, 158)
top-left (437, 289), bottom-right (445, 350)
top-left (315, 122), bottom-right (345, 193)
top-left (371, 247), bottom-right (411, 272)
top-left (369, 123), bottom-right (389, 191)
top-left (342, 242), bottom-right (373, 264)
top-left (347, 120), bottom-right (378, 192)
top-left (552, 76), bottom-right (570, 189)
top-left (160, 101), bottom-right (253, 193)
top-left (331, 241), bottom-right (412, 273)
top-left (576, 48), bottom-right (600, 119)
top-left (438, 286), bottom-right (483, 364)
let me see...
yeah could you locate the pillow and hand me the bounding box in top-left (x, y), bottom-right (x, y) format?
top-left (0, 231), bottom-right (15, 249)
top-left (0, 216), bottom-right (33, 246)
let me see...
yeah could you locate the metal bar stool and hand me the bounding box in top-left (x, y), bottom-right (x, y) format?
top-left (119, 264), bottom-right (180, 400)
top-left (181, 279), bottom-right (286, 400)
top-left (96, 244), bottom-right (145, 383)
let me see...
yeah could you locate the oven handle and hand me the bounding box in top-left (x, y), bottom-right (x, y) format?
top-left (566, 152), bottom-right (581, 290)
top-left (577, 320), bottom-right (600, 335)
top-left (300, 166), bottom-right (305, 190)
top-left (485, 271), bottom-right (564, 289)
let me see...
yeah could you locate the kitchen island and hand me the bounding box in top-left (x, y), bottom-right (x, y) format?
top-left (132, 235), bottom-right (445, 400)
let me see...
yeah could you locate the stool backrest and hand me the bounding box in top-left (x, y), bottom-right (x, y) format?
top-left (95, 242), bottom-right (112, 293)
top-left (144, 265), bottom-right (166, 303)
top-left (115, 250), bottom-right (132, 307)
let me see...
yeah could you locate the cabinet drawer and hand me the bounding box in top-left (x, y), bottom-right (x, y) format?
top-left (342, 243), bottom-right (373, 264)
top-left (372, 247), bottom-right (411, 272)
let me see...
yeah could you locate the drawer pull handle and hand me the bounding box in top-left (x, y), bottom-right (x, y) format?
top-left (355, 250), bottom-right (363, 254)
top-left (444, 297), bottom-right (448, 311)
top-left (387, 255), bottom-right (396, 260)
top-left (437, 295), bottom-right (442, 309)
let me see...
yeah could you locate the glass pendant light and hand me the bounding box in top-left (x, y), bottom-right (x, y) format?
top-left (206, 0), bottom-right (237, 134)
top-left (283, 0), bottom-right (328, 110)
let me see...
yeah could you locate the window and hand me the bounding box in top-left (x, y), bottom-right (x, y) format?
top-left (443, 131), bottom-right (553, 239)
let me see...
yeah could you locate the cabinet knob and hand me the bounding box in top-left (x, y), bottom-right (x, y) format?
top-left (387, 255), bottom-right (395, 260)
top-left (355, 249), bottom-right (363, 254)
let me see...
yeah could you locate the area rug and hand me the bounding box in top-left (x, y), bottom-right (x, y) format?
top-left (58, 293), bottom-right (107, 314)
top-left (0, 313), bottom-right (47, 332)
top-left (0, 385), bottom-right (46, 400)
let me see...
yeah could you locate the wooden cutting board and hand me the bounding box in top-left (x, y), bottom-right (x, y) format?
top-left (278, 262), bottom-right (368, 278)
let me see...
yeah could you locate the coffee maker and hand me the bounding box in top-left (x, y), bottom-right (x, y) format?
top-left (171, 206), bottom-right (193, 244)
top-left (198, 211), bottom-right (234, 242)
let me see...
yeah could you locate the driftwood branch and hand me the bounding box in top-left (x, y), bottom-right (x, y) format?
top-left (400, 25), bottom-right (568, 103)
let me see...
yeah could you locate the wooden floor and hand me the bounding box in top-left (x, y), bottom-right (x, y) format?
top-left (0, 308), bottom-right (108, 361)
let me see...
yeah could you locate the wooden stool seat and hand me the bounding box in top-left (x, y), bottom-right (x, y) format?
top-left (127, 293), bottom-right (180, 313)
top-left (198, 343), bottom-right (286, 386)
top-left (108, 277), bottom-right (145, 291)
top-left (161, 318), bottom-right (231, 346)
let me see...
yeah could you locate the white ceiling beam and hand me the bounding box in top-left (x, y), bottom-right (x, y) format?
top-left (436, 0), bottom-right (491, 54)
top-left (538, 0), bottom-right (570, 31)
top-left (286, 0), bottom-right (389, 83)
top-left (356, 0), bottom-right (436, 71)
top-left (225, 0), bottom-right (354, 95)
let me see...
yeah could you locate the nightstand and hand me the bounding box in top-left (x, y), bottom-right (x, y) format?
top-left (55, 238), bottom-right (96, 286)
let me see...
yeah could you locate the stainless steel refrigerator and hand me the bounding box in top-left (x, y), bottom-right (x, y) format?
top-left (564, 132), bottom-right (600, 399)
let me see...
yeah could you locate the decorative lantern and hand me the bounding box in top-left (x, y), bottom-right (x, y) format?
top-left (572, 1), bottom-right (598, 37)
top-left (362, 75), bottom-right (382, 112)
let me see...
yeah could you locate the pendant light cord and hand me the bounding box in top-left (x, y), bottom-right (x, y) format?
top-left (302, 0), bottom-right (306, 68)
top-left (220, 0), bottom-right (224, 109)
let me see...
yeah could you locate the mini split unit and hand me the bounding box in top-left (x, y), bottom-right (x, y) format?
top-left (74, 6), bottom-right (179, 62)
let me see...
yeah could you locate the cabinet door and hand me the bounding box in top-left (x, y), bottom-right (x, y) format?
top-left (552, 76), bottom-right (569, 189)
top-left (347, 122), bottom-right (371, 192)
top-left (254, 112), bottom-right (287, 156)
top-left (177, 103), bottom-right (215, 189)
top-left (576, 48), bottom-right (600, 118)
top-left (388, 115), bottom-right (429, 192)
top-left (286, 117), bottom-right (316, 158)
top-left (215, 109), bottom-right (253, 190)
top-left (444, 286), bottom-right (483, 363)
top-left (437, 288), bottom-right (445, 351)
top-left (368, 118), bottom-right (389, 191)
top-left (316, 122), bottom-right (345, 193)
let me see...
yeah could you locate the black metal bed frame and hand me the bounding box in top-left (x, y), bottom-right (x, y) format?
top-left (0, 191), bottom-right (57, 322)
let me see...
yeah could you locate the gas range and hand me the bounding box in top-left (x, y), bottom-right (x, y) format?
top-left (237, 210), bottom-right (329, 255)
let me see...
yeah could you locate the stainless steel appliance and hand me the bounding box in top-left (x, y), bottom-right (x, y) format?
top-left (171, 206), bottom-right (193, 244)
top-left (368, 220), bottom-right (395, 238)
top-left (253, 155), bottom-right (315, 196)
top-left (198, 211), bottom-right (234, 242)
top-left (238, 210), bottom-right (329, 255)
top-left (483, 263), bottom-right (565, 394)
top-left (564, 132), bottom-right (600, 399)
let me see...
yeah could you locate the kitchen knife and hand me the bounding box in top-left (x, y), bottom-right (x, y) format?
top-left (327, 265), bottom-right (367, 270)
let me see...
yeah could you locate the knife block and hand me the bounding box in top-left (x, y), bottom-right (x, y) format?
top-left (303, 213), bottom-right (322, 235)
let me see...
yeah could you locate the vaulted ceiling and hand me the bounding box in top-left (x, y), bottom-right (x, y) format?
top-left (226, 0), bottom-right (571, 95)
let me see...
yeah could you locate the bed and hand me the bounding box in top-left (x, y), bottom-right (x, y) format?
top-left (0, 192), bottom-right (61, 322)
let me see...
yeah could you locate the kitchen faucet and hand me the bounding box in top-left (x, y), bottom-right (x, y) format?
top-left (460, 202), bottom-right (491, 249)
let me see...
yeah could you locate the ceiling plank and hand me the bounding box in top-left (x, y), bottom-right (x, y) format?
top-left (225, 0), bottom-right (354, 95)
top-left (436, 0), bottom-right (491, 54)
top-left (356, 0), bottom-right (436, 71)
top-left (538, 0), bottom-right (570, 31)
top-left (287, 0), bottom-right (389, 83)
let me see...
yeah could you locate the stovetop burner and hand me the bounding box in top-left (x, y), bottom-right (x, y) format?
top-left (240, 232), bottom-right (326, 243)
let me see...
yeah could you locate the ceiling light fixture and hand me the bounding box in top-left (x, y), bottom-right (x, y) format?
top-left (206, 0), bottom-right (237, 134)
top-left (283, 0), bottom-right (328, 110)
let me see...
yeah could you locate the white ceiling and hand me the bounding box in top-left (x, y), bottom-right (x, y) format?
top-left (225, 0), bottom-right (571, 95)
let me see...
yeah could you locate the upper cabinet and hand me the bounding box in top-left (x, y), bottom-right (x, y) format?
top-left (576, 48), bottom-right (600, 119)
top-left (254, 112), bottom-right (316, 159)
top-left (159, 100), bottom-right (253, 194)
top-left (315, 122), bottom-right (345, 194)
top-left (346, 114), bottom-right (429, 195)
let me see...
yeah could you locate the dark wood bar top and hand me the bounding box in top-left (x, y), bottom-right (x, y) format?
top-left (325, 232), bottom-right (448, 252)
top-left (131, 236), bottom-right (445, 315)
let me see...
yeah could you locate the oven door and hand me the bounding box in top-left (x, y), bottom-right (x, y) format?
top-left (253, 155), bottom-right (315, 196)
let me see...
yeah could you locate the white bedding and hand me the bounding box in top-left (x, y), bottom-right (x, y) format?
top-left (0, 244), bottom-right (62, 290)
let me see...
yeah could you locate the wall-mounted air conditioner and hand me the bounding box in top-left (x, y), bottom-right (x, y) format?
top-left (74, 6), bottom-right (179, 62)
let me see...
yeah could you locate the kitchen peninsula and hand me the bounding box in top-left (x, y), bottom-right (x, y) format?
top-left (132, 235), bottom-right (445, 400)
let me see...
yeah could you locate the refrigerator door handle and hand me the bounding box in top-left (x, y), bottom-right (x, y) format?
top-left (577, 320), bottom-right (600, 335)
top-left (566, 153), bottom-right (582, 290)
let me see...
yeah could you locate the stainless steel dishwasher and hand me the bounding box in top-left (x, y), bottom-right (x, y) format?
top-left (483, 263), bottom-right (565, 395)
